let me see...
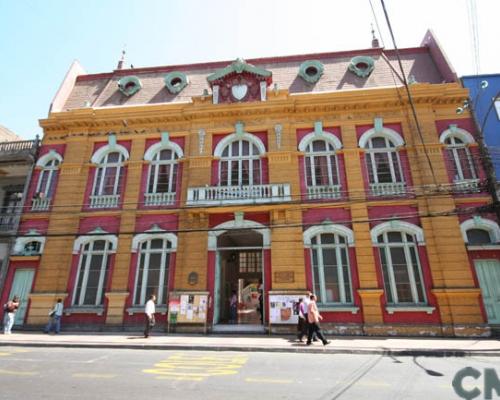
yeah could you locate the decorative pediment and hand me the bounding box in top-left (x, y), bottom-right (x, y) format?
top-left (207, 58), bottom-right (272, 104)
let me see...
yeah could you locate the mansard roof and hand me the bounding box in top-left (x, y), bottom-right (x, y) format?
top-left (53, 32), bottom-right (456, 112)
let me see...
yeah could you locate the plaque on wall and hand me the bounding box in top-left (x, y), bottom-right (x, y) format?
top-left (274, 271), bottom-right (295, 283)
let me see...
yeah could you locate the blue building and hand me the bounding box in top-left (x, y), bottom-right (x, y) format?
top-left (462, 74), bottom-right (500, 181)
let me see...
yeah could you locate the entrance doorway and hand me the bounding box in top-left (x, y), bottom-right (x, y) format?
top-left (214, 229), bottom-right (264, 326)
top-left (9, 268), bottom-right (35, 325)
top-left (475, 259), bottom-right (500, 324)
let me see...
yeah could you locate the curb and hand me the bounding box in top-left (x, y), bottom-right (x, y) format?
top-left (1, 341), bottom-right (499, 357)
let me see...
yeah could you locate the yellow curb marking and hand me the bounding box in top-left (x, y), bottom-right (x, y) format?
top-left (0, 369), bottom-right (39, 376)
top-left (144, 353), bottom-right (248, 381)
top-left (72, 373), bottom-right (117, 379)
top-left (245, 378), bottom-right (293, 384)
top-left (0, 352), bottom-right (11, 356)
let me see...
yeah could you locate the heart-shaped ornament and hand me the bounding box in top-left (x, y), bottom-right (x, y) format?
top-left (231, 84), bottom-right (248, 100)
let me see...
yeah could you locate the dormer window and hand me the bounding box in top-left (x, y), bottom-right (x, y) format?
top-left (118, 76), bottom-right (142, 96)
top-left (207, 58), bottom-right (272, 104)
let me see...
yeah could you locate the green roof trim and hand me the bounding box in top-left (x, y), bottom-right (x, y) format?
top-left (298, 60), bottom-right (324, 84)
top-left (348, 56), bottom-right (375, 78)
top-left (164, 71), bottom-right (189, 94)
top-left (207, 58), bottom-right (272, 83)
top-left (118, 76), bottom-right (142, 96)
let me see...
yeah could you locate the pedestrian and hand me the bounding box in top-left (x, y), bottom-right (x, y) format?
top-left (302, 291), bottom-right (318, 342)
top-left (257, 279), bottom-right (263, 324)
top-left (229, 290), bottom-right (238, 324)
top-left (3, 296), bottom-right (20, 335)
top-left (144, 294), bottom-right (156, 338)
top-left (306, 294), bottom-right (330, 346)
top-left (297, 298), bottom-right (307, 342)
top-left (44, 298), bottom-right (64, 334)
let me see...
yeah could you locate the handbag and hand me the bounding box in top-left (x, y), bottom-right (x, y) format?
top-left (49, 310), bottom-right (55, 318)
top-left (149, 315), bottom-right (156, 327)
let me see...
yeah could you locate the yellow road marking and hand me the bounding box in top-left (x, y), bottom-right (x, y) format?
top-left (72, 373), bottom-right (116, 379)
top-left (0, 369), bottom-right (39, 376)
top-left (144, 353), bottom-right (248, 381)
top-left (0, 352), bottom-right (11, 356)
top-left (245, 378), bottom-right (293, 384)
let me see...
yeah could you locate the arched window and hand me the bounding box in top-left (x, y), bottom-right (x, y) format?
top-left (72, 239), bottom-right (114, 306)
top-left (23, 241), bottom-right (42, 255)
top-left (309, 232), bottom-right (353, 304)
top-left (375, 229), bottom-right (426, 304)
top-left (36, 158), bottom-right (60, 199)
top-left (466, 229), bottom-right (493, 245)
top-left (92, 151), bottom-right (125, 197)
top-left (444, 135), bottom-right (477, 182)
top-left (365, 136), bottom-right (404, 185)
top-left (133, 238), bottom-right (173, 305)
top-left (147, 149), bottom-right (178, 194)
top-left (304, 139), bottom-right (340, 187)
top-left (219, 138), bottom-right (262, 186)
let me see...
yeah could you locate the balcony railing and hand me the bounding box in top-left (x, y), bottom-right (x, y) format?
top-left (0, 139), bottom-right (37, 153)
top-left (370, 182), bottom-right (407, 196)
top-left (186, 184), bottom-right (291, 206)
top-left (89, 194), bottom-right (120, 209)
top-left (0, 216), bottom-right (17, 232)
top-left (31, 197), bottom-right (51, 211)
top-left (307, 185), bottom-right (342, 200)
top-left (453, 179), bottom-right (480, 193)
top-left (144, 192), bottom-right (176, 206)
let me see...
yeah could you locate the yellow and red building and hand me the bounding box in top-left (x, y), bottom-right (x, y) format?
top-left (3, 32), bottom-right (499, 336)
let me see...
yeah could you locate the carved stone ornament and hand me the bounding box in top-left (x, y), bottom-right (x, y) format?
top-left (198, 128), bottom-right (206, 155)
top-left (231, 83), bottom-right (248, 100)
top-left (274, 124), bottom-right (283, 149)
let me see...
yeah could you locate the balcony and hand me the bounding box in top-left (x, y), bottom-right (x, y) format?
top-left (452, 179), bottom-right (480, 193)
top-left (0, 139), bottom-right (38, 162)
top-left (31, 197), bottom-right (51, 211)
top-left (307, 185), bottom-right (342, 200)
top-left (144, 192), bottom-right (176, 206)
top-left (89, 194), bottom-right (120, 209)
top-left (0, 216), bottom-right (17, 232)
top-left (186, 184), bottom-right (291, 206)
top-left (370, 182), bottom-right (407, 196)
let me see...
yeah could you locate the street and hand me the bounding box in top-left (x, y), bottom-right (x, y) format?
top-left (0, 346), bottom-right (498, 399)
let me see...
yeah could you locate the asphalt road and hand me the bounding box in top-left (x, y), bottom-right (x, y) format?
top-left (0, 346), bottom-right (498, 399)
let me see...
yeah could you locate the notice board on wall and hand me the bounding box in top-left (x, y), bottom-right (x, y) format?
top-left (168, 292), bottom-right (209, 324)
top-left (268, 291), bottom-right (307, 325)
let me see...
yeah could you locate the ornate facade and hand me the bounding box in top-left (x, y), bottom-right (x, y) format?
top-left (3, 32), bottom-right (499, 336)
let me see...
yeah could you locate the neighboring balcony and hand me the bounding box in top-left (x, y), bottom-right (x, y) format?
top-left (370, 182), bottom-right (407, 196)
top-left (186, 184), bottom-right (291, 206)
top-left (144, 192), bottom-right (176, 206)
top-left (307, 185), bottom-right (342, 200)
top-left (89, 194), bottom-right (120, 209)
top-left (0, 216), bottom-right (18, 232)
top-left (31, 197), bottom-right (51, 211)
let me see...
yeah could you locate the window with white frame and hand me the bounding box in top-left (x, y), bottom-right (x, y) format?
top-left (376, 231), bottom-right (426, 304)
top-left (219, 139), bottom-right (262, 186)
top-left (444, 135), bottom-right (477, 182)
top-left (133, 238), bottom-right (172, 305)
top-left (305, 139), bottom-right (340, 188)
top-left (147, 149), bottom-right (178, 195)
top-left (466, 228), bottom-right (493, 245)
top-left (72, 240), bottom-right (113, 306)
top-left (365, 136), bottom-right (404, 184)
top-left (36, 158), bottom-right (60, 199)
top-left (92, 151), bottom-right (125, 197)
top-left (23, 241), bottom-right (42, 255)
top-left (310, 233), bottom-right (353, 304)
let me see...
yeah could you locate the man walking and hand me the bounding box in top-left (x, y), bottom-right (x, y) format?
top-left (3, 296), bottom-right (20, 334)
top-left (306, 294), bottom-right (330, 346)
top-left (44, 298), bottom-right (64, 334)
top-left (144, 294), bottom-right (156, 338)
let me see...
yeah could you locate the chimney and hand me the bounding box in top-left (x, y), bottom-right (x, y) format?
top-left (117, 49), bottom-right (126, 70)
top-left (371, 25), bottom-right (380, 48)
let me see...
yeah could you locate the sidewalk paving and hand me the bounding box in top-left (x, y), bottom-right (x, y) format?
top-left (1, 332), bottom-right (499, 357)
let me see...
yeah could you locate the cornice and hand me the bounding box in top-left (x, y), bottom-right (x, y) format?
top-left (39, 83), bottom-right (468, 135)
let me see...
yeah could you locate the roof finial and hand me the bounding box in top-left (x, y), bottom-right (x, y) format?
top-left (117, 47), bottom-right (126, 70)
top-left (371, 24), bottom-right (380, 48)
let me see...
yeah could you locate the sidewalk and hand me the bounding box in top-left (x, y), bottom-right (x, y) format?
top-left (1, 332), bottom-right (499, 357)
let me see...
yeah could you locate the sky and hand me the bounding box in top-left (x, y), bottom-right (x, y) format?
top-left (0, 0), bottom-right (499, 140)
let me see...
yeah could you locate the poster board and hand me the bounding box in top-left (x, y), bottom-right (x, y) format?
top-left (268, 291), bottom-right (307, 325)
top-left (167, 291), bottom-right (209, 332)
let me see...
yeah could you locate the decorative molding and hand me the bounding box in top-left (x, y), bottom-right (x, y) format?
top-left (198, 128), bottom-right (206, 155)
top-left (267, 152), bottom-right (292, 164)
top-left (131, 230), bottom-right (177, 252)
top-left (298, 60), bottom-right (324, 84)
top-left (358, 126), bottom-right (405, 148)
top-left (439, 125), bottom-right (476, 144)
top-left (188, 156), bottom-right (212, 168)
top-left (298, 130), bottom-right (342, 151)
top-left (91, 143), bottom-right (130, 164)
top-left (164, 71), bottom-right (189, 94)
top-left (303, 224), bottom-right (355, 247)
top-left (208, 219), bottom-right (270, 250)
top-left (370, 221), bottom-right (425, 244)
top-left (36, 150), bottom-right (63, 167)
top-left (144, 139), bottom-right (183, 161)
top-left (460, 217), bottom-right (500, 243)
top-left (213, 131), bottom-right (266, 157)
top-left (118, 76), bottom-right (142, 97)
top-left (73, 229), bottom-right (118, 254)
top-left (348, 56), bottom-right (375, 78)
top-left (274, 124), bottom-right (282, 149)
